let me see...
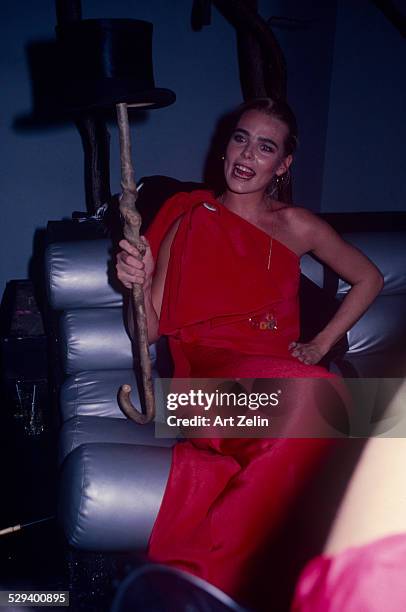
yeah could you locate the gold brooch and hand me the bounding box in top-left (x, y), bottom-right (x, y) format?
top-left (249, 311), bottom-right (278, 331)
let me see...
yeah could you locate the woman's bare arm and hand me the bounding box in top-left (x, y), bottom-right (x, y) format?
top-left (116, 218), bottom-right (181, 344)
top-left (288, 210), bottom-right (384, 364)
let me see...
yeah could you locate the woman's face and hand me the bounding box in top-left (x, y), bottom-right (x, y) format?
top-left (224, 109), bottom-right (293, 196)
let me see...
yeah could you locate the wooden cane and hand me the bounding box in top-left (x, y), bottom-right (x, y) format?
top-left (116, 102), bottom-right (155, 424)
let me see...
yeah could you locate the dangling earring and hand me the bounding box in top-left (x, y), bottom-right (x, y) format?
top-left (278, 169), bottom-right (291, 186)
top-left (267, 169), bottom-right (291, 198)
top-left (221, 154), bottom-right (225, 161)
top-left (267, 179), bottom-right (278, 197)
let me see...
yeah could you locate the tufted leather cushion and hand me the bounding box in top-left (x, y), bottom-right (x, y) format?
top-left (60, 368), bottom-right (166, 422)
top-left (59, 443), bottom-right (172, 550)
top-left (45, 240), bottom-right (122, 310)
top-left (59, 415), bottom-right (176, 465)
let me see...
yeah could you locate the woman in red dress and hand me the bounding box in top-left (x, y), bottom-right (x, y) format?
top-left (116, 98), bottom-right (383, 609)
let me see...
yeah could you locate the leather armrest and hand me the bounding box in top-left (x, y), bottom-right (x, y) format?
top-left (59, 442), bottom-right (173, 551)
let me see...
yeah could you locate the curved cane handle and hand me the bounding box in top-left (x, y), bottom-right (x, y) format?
top-left (118, 384), bottom-right (154, 425)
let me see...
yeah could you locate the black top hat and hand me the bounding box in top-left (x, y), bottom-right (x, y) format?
top-left (56, 18), bottom-right (176, 111)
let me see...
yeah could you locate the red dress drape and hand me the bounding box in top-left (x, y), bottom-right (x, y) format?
top-left (145, 191), bottom-right (339, 608)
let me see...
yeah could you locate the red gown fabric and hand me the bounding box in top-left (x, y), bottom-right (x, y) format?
top-left (292, 533), bottom-right (406, 612)
top-left (145, 191), bottom-right (339, 607)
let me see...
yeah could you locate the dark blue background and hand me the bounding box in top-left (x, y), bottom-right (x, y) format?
top-left (1, 0), bottom-right (405, 295)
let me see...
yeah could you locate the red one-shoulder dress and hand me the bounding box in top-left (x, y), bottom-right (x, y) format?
top-left (145, 191), bottom-right (341, 608)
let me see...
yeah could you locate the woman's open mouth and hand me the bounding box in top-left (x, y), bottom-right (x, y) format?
top-left (232, 164), bottom-right (256, 180)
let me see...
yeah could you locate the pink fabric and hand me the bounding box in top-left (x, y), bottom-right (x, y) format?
top-left (292, 533), bottom-right (406, 612)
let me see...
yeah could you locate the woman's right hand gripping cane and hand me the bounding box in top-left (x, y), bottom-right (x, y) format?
top-left (116, 237), bottom-right (159, 343)
top-left (116, 237), bottom-right (155, 290)
top-left (116, 218), bottom-right (182, 344)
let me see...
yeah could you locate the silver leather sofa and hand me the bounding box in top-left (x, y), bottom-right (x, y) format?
top-left (45, 186), bottom-right (406, 554)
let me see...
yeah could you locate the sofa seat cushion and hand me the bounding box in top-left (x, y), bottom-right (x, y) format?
top-left (60, 308), bottom-right (134, 374)
top-left (59, 415), bottom-right (176, 465)
top-left (59, 442), bottom-right (173, 550)
top-left (60, 368), bottom-right (165, 421)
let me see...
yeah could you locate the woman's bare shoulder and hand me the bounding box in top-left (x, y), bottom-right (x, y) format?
top-left (272, 203), bottom-right (335, 254)
top-left (269, 201), bottom-right (316, 228)
top-left (280, 204), bottom-right (327, 232)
